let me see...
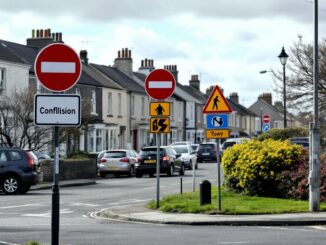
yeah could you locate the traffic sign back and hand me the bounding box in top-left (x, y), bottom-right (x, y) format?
top-left (35, 43), bottom-right (81, 92)
top-left (202, 86), bottom-right (232, 113)
top-left (145, 69), bottom-right (176, 100)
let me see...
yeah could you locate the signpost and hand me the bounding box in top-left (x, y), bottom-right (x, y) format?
top-left (202, 85), bottom-right (232, 211)
top-left (34, 43), bottom-right (81, 245)
top-left (145, 69), bottom-right (176, 208)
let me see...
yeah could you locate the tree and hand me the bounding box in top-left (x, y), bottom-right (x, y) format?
top-left (0, 88), bottom-right (52, 150)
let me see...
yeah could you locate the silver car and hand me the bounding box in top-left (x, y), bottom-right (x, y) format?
top-left (170, 145), bottom-right (198, 170)
top-left (98, 149), bottom-right (139, 178)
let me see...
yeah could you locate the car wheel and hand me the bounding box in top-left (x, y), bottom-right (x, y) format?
top-left (179, 164), bottom-right (185, 176)
top-left (167, 164), bottom-right (174, 177)
top-left (189, 160), bottom-right (193, 170)
top-left (20, 184), bottom-right (32, 194)
top-left (100, 173), bottom-right (107, 178)
top-left (136, 172), bottom-right (143, 178)
top-left (128, 166), bottom-right (135, 177)
top-left (2, 175), bottom-right (21, 194)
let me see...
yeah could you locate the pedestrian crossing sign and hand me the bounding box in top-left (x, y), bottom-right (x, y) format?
top-left (202, 85), bottom-right (232, 114)
top-left (150, 102), bottom-right (170, 116)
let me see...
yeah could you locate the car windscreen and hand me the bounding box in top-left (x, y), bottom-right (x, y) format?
top-left (140, 149), bottom-right (164, 157)
top-left (172, 147), bottom-right (188, 154)
top-left (199, 144), bottom-right (214, 150)
top-left (103, 151), bottom-right (126, 158)
top-left (222, 142), bottom-right (236, 149)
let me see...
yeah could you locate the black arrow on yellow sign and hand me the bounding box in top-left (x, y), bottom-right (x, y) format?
top-left (150, 117), bottom-right (170, 133)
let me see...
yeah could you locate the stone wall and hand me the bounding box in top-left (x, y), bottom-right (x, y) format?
top-left (40, 158), bottom-right (97, 182)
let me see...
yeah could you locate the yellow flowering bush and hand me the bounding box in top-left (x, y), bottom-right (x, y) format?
top-left (222, 139), bottom-right (302, 197)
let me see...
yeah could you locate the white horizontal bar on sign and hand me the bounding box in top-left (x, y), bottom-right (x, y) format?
top-left (148, 81), bottom-right (172, 89)
top-left (41, 62), bottom-right (76, 73)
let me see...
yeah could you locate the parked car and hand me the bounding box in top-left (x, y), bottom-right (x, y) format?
top-left (0, 148), bottom-right (38, 194)
top-left (98, 149), bottom-right (139, 178)
top-left (197, 142), bottom-right (218, 162)
top-left (135, 146), bottom-right (184, 178)
top-left (190, 144), bottom-right (199, 152)
top-left (220, 137), bottom-right (250, 156)
top-left (24, 150), bottom-right (39, 168)
top-left (171, 145), bottom-right (198, 170)
top-left (170, 141), bottom-right (192, 146)
top-left (289, 137), bottom-right (309, 149)
top-left (34, 151), bottom-right (52, 160)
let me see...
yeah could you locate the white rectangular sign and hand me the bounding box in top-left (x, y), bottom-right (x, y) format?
top-left (34, 94), bottom-right (81, 126)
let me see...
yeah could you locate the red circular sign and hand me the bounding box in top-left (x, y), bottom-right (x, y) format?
top-left (263, 114), bottom-right (270, 123)
top-left (145, 69), bottom-right (176, 100)
top-left (35, 43), bottom-right (81, 92)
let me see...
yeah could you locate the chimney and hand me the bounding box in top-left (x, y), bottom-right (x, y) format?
top-left (229, 92), bottom-right (239, 104)
top-left (189, 74), bottom-right (200, 91)
top-left (26, 28), bottom-right (63, 49)
top-left (80, 50), bottom-right (88, 64)
top-left (274, 101), bottom-right (283, 111)
top-left (206, 85), bottom-right (224, 97)
top-left (164, 65), bottom-right (178, 83)
top-left (258, 92), bottom-right (272, 105)
top-left (114, 48), bottom-right (133, 76)
top-left (138, 58), bottom-right (155, 75)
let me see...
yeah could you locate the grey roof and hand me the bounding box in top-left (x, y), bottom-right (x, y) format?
top-left (228, 99), bottom-right (258, 116)
top-left (182, 85), bottom-right (207, 104)
top-left (92, 64), bottom-right (145, 94)
top-left (0, 40), bottom-right (32, 66)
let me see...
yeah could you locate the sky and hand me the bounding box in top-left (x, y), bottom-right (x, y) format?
top-left (0, 0), bottom-right (326, 107)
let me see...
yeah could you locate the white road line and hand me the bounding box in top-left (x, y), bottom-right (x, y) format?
top-left (0, 204), bottom-right (40, 209)
top-left (217, 242), bottom-right (251, 244)
top-left (41, 61), bottom-right (75, 73)
top-left (148, 81), bottom-right (172, 88)
top-left (22, 209), bottom-right (74, 217)
top-left (69, 202), bottom-right (99, 207)
top-left (260, 226), bottom-right (316, 232)
top-left (0, 240), bottom-right (20, 245)
top-left (310, 226), bottom-right (326, 231)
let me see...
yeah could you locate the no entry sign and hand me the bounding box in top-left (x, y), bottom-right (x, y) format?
top-left (145, 69), bottom-right (176, 100)
top-left (35, 43), bottom-right (81, 92)
top-left (263, 114), bottom-right (271, 123)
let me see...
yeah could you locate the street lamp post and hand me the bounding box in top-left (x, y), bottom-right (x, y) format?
top-left (278, 47), bottom-right (289, 128)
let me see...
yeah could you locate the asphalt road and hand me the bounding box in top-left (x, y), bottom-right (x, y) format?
top-left (0, 162), bottom-right (325, 245)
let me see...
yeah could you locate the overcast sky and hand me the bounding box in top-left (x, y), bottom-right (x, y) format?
top-left (1, 0), bottom-right (325, 107)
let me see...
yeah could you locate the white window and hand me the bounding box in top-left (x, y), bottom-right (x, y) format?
top-left (131, 96), bottom-right (135, 116)
top-left (96, 129), bottom-right (102, 152)
top-left (141, 97), bottom-right (145, 117)
top-left (118, 93), bottom-right (122, 116)
top-left (91, 90), bottom-right (96, 114)
top-left (108, 92), bottom-right (112, 115)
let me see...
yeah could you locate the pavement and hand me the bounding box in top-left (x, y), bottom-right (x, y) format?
top-left (31, 180), bottom-right (326, 226)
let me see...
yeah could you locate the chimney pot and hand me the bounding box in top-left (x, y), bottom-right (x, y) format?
top-left (32, 29), bottom-right (35, 38)
top-left (118, 50), bottom-right (121, 58)
top-left (40, 29), bottom-right (44, 38)
top-left (36, 29), bottom-right (40, 38)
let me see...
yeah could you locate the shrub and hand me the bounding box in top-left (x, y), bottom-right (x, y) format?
top-left (258, 127), bottom-right (308, 141)
top-left (222, 139), bottom-right (302, 197)
top-left (25, 241), bottom-right (40, 245)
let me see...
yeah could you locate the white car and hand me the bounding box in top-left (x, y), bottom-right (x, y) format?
top-left (170, 145), bottom-right (198, 170)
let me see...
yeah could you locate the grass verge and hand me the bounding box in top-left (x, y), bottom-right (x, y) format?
top-left (148, 187), bottom-right (326, 214)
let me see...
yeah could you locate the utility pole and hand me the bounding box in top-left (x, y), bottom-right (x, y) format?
top-left (309, 0), bottom-right (320, 212)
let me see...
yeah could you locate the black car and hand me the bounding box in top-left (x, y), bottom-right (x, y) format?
top-left (135, 146), bottom-right (184, 177)
top-left (197, 142), bottom-right (218, 162)
top-left (0, 148), bottom-right (38, 194)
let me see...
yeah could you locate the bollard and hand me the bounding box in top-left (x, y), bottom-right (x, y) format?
top-left (200, 180), bottom-right (211, 205)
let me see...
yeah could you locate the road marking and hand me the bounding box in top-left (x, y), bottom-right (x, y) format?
top-left (70, 202), bottom-right (99, 207)
top-left (310, 226), bottom-right (326, 231)
top-left (22, 209), bottom-right (74, 217)
top-left (260, 226), bottom-right (316, 232)
top-left (0, 204), bottom-right (40, 209)
top-left (0, 240), bottom-right (20, 245)
top-left (217, 242), bottom-right (250, 244)
top-left (41, 61), bottom-right (75, 73)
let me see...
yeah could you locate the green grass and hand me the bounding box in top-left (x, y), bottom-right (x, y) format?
top-left (148, 187), bottom-right (326, 214)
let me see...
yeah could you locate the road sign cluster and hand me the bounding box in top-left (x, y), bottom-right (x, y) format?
top-left (145, 69), bottom-right (176, 134)
top-left (262, 114), bottom-right (271, 132)
top-left (203, 86), bottom-right (232, 139)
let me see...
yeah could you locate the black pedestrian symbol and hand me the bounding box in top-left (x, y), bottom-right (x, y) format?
top-left (212, 116), bottom-right (223, 127)
top-left (155, 104), bottom-right (165, 116)
top-left (213, 95), bottom-right (220, 110)
top-left (153, 119), bottom-right (158, 131)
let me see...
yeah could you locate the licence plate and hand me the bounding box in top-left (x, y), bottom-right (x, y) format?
top-left (108, 166), bottom-right (119, 170)
top-left (144, 160), bottom-right (156, 164)
top-left (202, 153), bottom-right (210, 156)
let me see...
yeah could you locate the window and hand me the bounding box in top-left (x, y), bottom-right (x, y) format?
top-left (131, 96), bottom-right (135, 116)
top-left (9, 151), bottom-right (22, 161)
top-left (108, 92), bottom-right (112, 115)
top-left (118, 93), bottom-right (122, 116)
top-left (197, 106), bottom-right (201, 123)
top-left (96, 129), bottom-right (102, 152)
top-left (0, 68), bottom-right (5, 90)
top-left (179, 102), bottom-right (182, 121)
top-left (141, 97), bottom-right (145, 117)
top-left (91, 90), bottom-right (96, 114)
top-left (0, 151), bottom-right (7, 161)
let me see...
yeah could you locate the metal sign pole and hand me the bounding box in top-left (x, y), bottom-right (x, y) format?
top-left (156, 133), bottom-right (160, 209)
top-left (52, 126), bottom-right (60, 245)
top-left (216, 138), bottom-right (221, 211)
top-left (192, 159), bottom-right (196, 192)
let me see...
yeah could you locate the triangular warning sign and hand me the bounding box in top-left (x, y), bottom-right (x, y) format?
top-left (202, 86), bottom-right (232, 113)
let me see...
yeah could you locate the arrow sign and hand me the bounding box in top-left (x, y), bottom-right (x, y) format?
top-left (262, 123), bottom-right (270, 132)
top-left (150, 117), bottom-right (170, 133)
top-left (206, 114), bottom-right (229, 129)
